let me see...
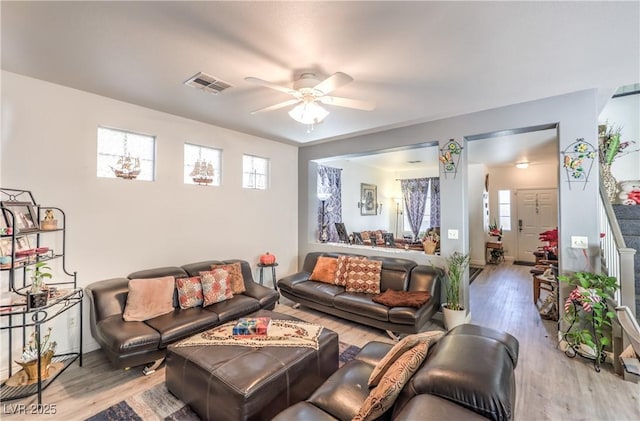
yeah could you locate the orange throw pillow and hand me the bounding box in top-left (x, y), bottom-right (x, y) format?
top-left (123, 276), bottom-right (175, 322)
top-left (309, 256), bottom-right (338, 284)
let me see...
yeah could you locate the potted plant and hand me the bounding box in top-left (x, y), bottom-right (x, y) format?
top-left (442, 251), bottom-right (470, 330)
top-left (15, 327), bottom-right (57, 380)
top-left (558, 271), bottom-right (618, 371)
top-left (26, 262), bottom-right (52, 309)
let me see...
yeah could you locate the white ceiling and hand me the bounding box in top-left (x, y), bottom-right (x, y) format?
top-left (2, 1), bottom-right (638, 146)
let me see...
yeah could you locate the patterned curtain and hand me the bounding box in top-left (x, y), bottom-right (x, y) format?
top-left (401, 178), bottom-right (430, 240)
top-left (317, 165), bottom-right (342, 242)
top-left (429, 177), bottom-right (441, 227)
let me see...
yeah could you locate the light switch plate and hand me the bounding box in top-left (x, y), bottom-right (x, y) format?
top-left (448, 229), bottom-right (459, 240)
top-left (571, 236), bottom-right (588, 249)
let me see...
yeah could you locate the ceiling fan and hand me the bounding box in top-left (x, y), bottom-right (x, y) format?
top-left (245, 72), bottom-right (375, 129)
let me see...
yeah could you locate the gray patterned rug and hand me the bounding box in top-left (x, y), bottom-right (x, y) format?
top-left (86, 342), bottom-right (360, 421)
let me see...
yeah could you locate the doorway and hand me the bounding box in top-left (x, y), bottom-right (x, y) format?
top-left (516, 188), bottom-right (558, 262)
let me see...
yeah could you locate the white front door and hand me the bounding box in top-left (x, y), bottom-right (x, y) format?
top-left (516, 189), bottom-right (558, 262)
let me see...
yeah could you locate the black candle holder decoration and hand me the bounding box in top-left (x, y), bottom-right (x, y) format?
top-left (439, 139), bottom-right (463, 178)
top-left (561, 138), bottom-right (596, 190)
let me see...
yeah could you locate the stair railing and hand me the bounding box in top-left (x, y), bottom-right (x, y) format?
top-left (598, 183), bottom-right (636, 375)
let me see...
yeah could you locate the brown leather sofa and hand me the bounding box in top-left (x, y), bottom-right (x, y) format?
top-left (277, 252), bottom-right (441, 337)
top-left (273, 324), bottom-right (519, 421)
top-left (85, 259), bottom-right (279, 369)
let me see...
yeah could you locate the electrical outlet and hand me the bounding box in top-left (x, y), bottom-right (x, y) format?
top-left (571, 236), bottom-right (588, 249)
top-left (447, 229), bottom-right (459, 240)
top-left (69, 316), bottom-right (76, 328)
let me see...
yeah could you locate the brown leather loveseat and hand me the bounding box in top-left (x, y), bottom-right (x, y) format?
top-left (274, 324), bottom-right (519, 421)
top-left (86, 259), bottom-right (279, 370)
top-left (277, 252), bottom-right (441, 338)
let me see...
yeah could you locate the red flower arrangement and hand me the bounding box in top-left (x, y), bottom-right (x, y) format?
top-left (538, 227), bottom-right (558, 256)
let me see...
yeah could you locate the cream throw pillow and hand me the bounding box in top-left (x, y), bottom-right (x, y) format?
top-left (368, 330), bottom-right (444, 387)
top-left (123, 276), bottom-right (175, 322)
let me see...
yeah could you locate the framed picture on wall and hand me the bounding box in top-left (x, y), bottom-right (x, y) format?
top-left (360, 183), bottom-right (377, 216)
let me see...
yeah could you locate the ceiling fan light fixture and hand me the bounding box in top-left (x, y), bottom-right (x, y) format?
top-left (288, 101), bottom-right (329, 125)
top-left (516, 161), bottom-right (529, 169)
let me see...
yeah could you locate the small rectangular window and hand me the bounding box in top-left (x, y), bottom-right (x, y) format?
top-left (184, 143), bottom-right (222, 186)
top-left (97, 127), bottom-right (155, 181)
top-left (243, 155), bottom-right (269, 189)
top-left (498, 189), bottom-right (511, 231)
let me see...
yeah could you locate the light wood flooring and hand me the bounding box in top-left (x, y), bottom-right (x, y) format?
top-left (2, 263), bottom-right (639, 420)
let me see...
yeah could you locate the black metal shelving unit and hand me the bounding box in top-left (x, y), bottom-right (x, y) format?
top-left (0, 188), bottom-right (82, 404)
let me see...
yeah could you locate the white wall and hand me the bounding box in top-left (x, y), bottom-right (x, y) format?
top-left (468, 164), bottom-right (488, 265)
top-left (488, 162), bottom-right (559, 260)
top-left (598, 93), bottom-right (640, 181)
top-left (0, 72), bottom-right (298, 367)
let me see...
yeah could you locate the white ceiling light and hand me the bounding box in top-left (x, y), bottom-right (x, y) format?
top-left (516, 161), bottom-right (529, 169)
top-left (288, 99), bottom-right (329, 131)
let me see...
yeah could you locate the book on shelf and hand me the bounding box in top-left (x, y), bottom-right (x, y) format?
top-left (232, 317), bottom-right (271, 336)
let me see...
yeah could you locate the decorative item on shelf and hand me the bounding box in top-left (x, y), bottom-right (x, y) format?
top-left (421, 230), bottom-right (440, 255)
top-left (26, 262), bottom-right (52, 309)
top-left (439, 139), bottom-right (463, 179)
top-left (488, 219), bottom-right (503, 241)
top-left (190, 149), bottom-right (214, 185)
top-left (0, 227), bottom-right (13, 235)
top-left (318, 192), bottom-right (332, 242)
top-left (598, 123), bottom-right (638, 202)
top-left (560, 138), bottom-right (596, 191)
top-left (558, 271), bottom-right (618, 372)
top-left (1, 201), bottom-right (40, 232)
top-left (442, 251), bottom-right (470, 330)
top-left (111, 134), bottom-right (141, 180)
top-left (15, 327), bottom-right (57, 381)
top-left (40, 209), bottom-right (58, 230)
top-left (259, 252), bottom-right (276, 265)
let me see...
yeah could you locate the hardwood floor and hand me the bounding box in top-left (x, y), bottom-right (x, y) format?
top-left (2, 263), bottom-right (639, 420)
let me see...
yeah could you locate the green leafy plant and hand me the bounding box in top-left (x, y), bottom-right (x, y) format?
top-left (27, 262), bottom-right (52, 292)
top-left (444, 252), bottom-right (469, 311)
top-left (558, 272), bottom-right (618, 363)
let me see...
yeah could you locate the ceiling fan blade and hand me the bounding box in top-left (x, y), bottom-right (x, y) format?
top-left (245, 77), bottom-right (296, 95)
top-left (250, 99), bottom-right (301, 114)
top-left (313, 72), bottom-right (354, 95)
top-left (319, 96), bottom-right (376, 111)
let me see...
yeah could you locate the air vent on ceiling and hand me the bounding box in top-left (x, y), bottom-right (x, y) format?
top-left (407, 160), bottom-right (422, 164)
top-left (184, 72), bottom-right (232, 94)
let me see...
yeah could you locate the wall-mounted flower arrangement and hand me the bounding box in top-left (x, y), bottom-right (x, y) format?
top-left (561, 138), bottom-right (596, 190)
top-left (439, 139), bottom-right (463, 178)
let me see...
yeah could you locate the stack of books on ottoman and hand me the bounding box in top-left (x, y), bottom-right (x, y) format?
top-left (232, 317), bottom-right (272, 336)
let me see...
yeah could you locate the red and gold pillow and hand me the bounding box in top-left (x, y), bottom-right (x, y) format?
top-left (200, 269), bottom-right (233, 306)
top-left (175, 276), bottom-right (204, 309)
top-left (344, 259), bottom-right (382, 294)
top-left (309, 256), bottom-right (338, 284)
top-left (210, 262), bottom-right (245, 294)
top-left (334, 255), bottom-right (367, 286)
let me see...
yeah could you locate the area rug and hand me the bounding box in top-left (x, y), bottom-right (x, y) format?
top-left (85, 342), bottom-right (361, 421)
top-left (468, 266), bottom-right (483, 284)
top-left (513, 260), bottom-right (536, 266)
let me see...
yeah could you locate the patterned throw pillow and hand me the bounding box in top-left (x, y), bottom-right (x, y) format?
top-left (210, 262), bottom-right (246, 294)
top-left (309, 256), bottom-right (338, 283)
top-left (200, 269), bottom-right (233, 306)
top-left (368, 331), bottom-right (444, 387)
top-left (175, 276), bottom-right (204, 309)
top-left (344, 259), bottom-right (383, 294)
top-left (353, 341), bottom-right (430, 421)
top-left (123, 276), bottom-right (175, 322)
top-left (334, 255), bottom-right (367, 286)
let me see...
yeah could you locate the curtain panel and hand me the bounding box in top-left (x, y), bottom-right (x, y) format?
top-left (401, 178), bottom-right (430, 240)
top-left (317, 165), bottom-right (342, 242)
top-left (429, 177), bottom-right (441, 228)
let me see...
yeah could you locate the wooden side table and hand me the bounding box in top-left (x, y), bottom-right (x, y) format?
top-left (257, 263), bottom-right (279, 292)
top-left (485, 241), bottom-right (504, 264)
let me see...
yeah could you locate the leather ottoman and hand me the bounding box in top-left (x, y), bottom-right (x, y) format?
top-left (165, 309), bottom-right (339, 421)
